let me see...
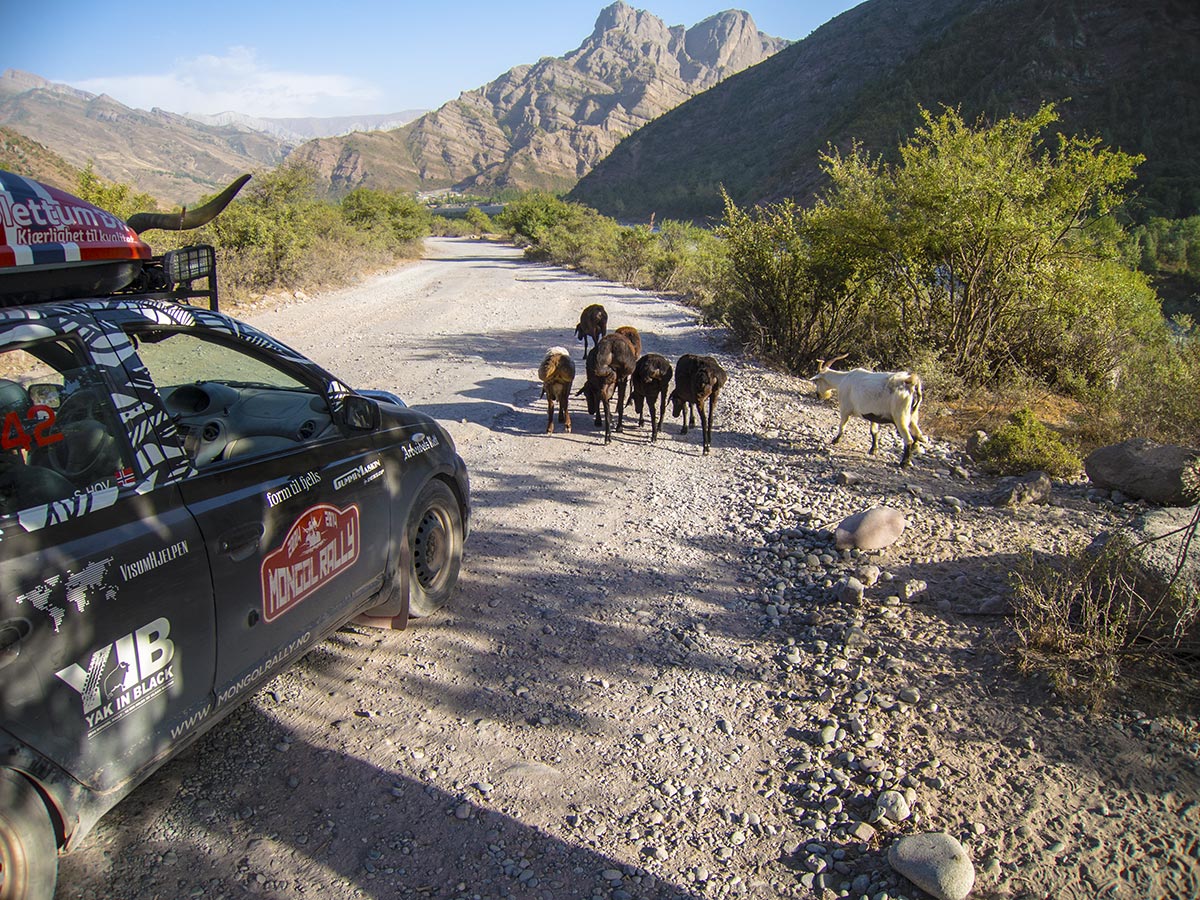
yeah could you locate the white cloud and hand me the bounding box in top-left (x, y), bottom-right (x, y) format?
top-left (73, 46), bottom-right (383, 118)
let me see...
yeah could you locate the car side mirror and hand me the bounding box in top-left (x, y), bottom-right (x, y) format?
top-left (27, 383), bottom-right (64, 409)
top-left (343, 394), bottom-right (380, 432)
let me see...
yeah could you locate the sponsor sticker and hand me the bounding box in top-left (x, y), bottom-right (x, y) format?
top-left (264, 470), bottom-right (321, 508)
top-left (55, 617), bottom-right (176, 738)
top-left (119, 539), bottom-right (189, 582)
top-left (402, 431), bottom-right (440, 461)
top-left (14, 557), bottom-right (117, 632)
top-left (261, 503), bottom-right (360, 622)
top-left (332, 457), bottom-right (383, 491)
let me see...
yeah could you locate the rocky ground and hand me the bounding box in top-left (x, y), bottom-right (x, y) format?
top-left (56, 239), bottom-right (1200, 900)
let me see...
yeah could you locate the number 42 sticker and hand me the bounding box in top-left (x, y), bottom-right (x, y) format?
top-left (2, 405), bottom-right (64, 452)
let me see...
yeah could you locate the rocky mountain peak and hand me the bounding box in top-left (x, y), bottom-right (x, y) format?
top-left (590, 1), bottom-right (671, 44)
top-left (290, 4), bottom-right (789, 197)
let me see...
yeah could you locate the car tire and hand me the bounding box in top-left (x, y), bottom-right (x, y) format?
top-left (0, 771), bottom-right (57, 900)
top-left (406, 479), bottom-right (463, 617)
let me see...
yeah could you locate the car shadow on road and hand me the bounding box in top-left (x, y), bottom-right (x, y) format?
top-left (59, 699), bottom-right (706, 900)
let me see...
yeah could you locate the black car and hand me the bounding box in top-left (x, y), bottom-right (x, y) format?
top-left (0, 171), bottom-right (469, 899)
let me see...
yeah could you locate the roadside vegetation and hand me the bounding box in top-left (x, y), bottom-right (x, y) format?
top-left (76, 164), bottom-right (435, 307)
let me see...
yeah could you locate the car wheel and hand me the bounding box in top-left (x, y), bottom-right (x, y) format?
top-left (0, 771), bottom-right (57, 900)
top-left (407, 480), bottom-right (463, 617)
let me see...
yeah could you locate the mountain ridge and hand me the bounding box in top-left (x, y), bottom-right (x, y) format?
top-left (0, 69), bottom-right (291, 203)
top-left (287, 2), bottom-right (788, 196)
top-left (569, 0), bottom-right (1200, 223)
top-left (183, 109), bottom-right (427, 143)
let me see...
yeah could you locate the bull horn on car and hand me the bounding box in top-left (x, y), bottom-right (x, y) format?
top-left (126, 174), bottom-right (252, 235)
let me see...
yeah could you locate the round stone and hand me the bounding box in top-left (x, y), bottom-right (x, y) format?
top-left (888, 832), bottom-right (976, 900)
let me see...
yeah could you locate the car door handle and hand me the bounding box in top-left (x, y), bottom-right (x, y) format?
top-left (218, 523), bottom-right (265, 562)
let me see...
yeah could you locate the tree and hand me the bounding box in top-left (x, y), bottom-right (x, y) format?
top-left (810, 104), bottom-right (1159, 384)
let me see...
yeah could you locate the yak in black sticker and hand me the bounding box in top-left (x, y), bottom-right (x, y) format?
top-left (55, 616), bottom-right (176, 738)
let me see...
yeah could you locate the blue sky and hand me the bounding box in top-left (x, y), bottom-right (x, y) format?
top-left (5, 1), bottom-right (862, 118)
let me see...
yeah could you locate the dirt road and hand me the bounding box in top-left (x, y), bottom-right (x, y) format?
top-left (57, 239), bottom-right (1200, 900)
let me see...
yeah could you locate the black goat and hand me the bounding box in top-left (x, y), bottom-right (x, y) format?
top-left (670, 354), bottom-right (727, 454)
top-left (577, 332), bottom-right (637, 444)
top-left (626, 353), bottom-right (674, 442)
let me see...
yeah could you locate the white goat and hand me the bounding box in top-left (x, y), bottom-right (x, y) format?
top-left (810, 355), bottom-right (926, 467)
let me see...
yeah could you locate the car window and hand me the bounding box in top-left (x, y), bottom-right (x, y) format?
top-left (128, 329), bottom-right (336, 467)
top-left (130, 330), bottom-right (309, 391)
top-left (0, 339), bottom-right (137, 517)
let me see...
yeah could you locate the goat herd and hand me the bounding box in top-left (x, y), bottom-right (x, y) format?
top-left (537, 304), bottom-right (928, 465)
top-left (537, 303), bottom-right (727, 453)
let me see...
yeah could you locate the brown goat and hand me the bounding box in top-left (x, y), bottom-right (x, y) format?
top-left (614, 325), bottom-right (641, 359)
top-left (574, 304), bottom-right (608, 360)
top-left (670, 354), bottom-right (728, 454)
top-left (537, 347), bottom-right (575, 434)
top-left (577, 332), bottom-right (637, 444)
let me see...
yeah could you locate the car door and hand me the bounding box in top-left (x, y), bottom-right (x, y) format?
top-left (122, 324), bottom-right (391, 709)
top-left (0, 313), bottom-right (216, 793)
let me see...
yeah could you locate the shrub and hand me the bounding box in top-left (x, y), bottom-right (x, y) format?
top-left (430, 216), bottom-right (474, 237)
top-left (1010, 520), bottom-right (1200, 707)
top-left (340, 187), bottom-right (431, 246)
top-left (1073, 332), bottom-right (1200, 449)
top-left (464, 206), bottom-right (492, 237)
top-left (974, 407), bottom-right (1082, 477)
top-left (717, 190), bottom-right (869, 368)
top-left (496, 191), bottom-right (575, 247)
top-left (75, 163), bottom-right (159, 221)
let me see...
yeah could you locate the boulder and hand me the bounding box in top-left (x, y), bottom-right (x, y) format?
top-left (987, 470), bottom-right (1052, 507)
top-left (889, 832), bottom-right (975, 900)
top-left (1084, 439), bottom-right (1200, 507)
top-left (1105, 506), bottom-right (1200, 638)
top-left (835, 506), bottom-right (907, 551)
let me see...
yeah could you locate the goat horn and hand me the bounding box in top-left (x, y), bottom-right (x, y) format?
top-left (126, 174), bottom-right (252, 234)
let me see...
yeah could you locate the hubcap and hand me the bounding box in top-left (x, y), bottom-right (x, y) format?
top-left (413, 509), bottom-right (448, 588)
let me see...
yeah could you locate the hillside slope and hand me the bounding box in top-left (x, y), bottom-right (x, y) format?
top-left (0, 69), bottom-right (290, 204)
top-left (0, 125), bottom-right (79, 191)
top-left (570, 0), bottom-right (1200, 223)
top-left (289, 2), bottom-right (787, 196)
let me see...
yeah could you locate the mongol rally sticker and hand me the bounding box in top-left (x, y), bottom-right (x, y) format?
top-left (261, 503), bottom-right (360, 622)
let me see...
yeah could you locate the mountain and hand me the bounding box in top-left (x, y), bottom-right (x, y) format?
top-left (569, 0), bottom-right (1200, 223)
top-left (0, 69), bottom-right (291, 204)
top-left (288, 2), bottom-right (788, 196)
top-left (183, 110), bottom-right (427, 143)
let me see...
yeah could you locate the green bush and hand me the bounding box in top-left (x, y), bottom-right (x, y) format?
top-left (496, 191), bottom-right (576, 247)
top-left (717, 189), bottom-right (869, 368)
top-left (75, 163), bottom-right (159, 221)
top-left (464, 206), bottom-right (492, 237)
top-left (1074, 333), bottom-right (1200, 449)
top-left (974, 408), bottom-right (1082, 477)
top-left (340, 187), bottom-right (431, 246)
top-left (186, 165), bottom-right (429, 302)
top-left (430, 216), bottom-right (474, 237)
